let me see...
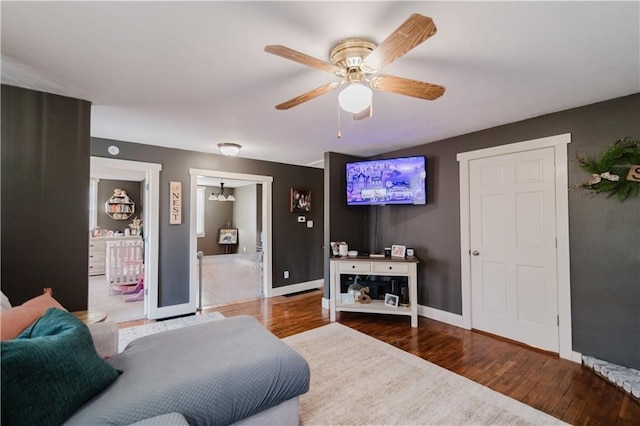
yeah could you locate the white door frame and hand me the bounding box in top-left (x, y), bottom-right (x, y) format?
top-left (189, 169), bottom-right (274, 303)
top-left (90, 157), bottom-right (162, 319)
top-left (457, 133), bottom-right (580, 363)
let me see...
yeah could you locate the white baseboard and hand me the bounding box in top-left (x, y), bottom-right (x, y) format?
top-left (268, 279), bottom-right (323, 297)
top-left (322, 297), bottom-right (330, 310)
top-left (417, 304), bottom-right (467, 329)
top-left (568, 350), bottom-right (583, 364)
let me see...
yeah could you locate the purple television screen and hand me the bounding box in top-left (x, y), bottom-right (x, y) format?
top-left (346, 156), bottom-right (426, 206)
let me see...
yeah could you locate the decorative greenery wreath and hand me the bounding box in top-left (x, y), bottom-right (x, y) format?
top-left (575, 137), bottom-right (640, 202)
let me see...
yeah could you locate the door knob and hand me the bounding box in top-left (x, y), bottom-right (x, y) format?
top-left (472, 250), bottom-right (480, 256)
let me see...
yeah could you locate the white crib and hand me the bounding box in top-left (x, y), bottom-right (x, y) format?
top-left (105, 239), bottom-right (144, 289)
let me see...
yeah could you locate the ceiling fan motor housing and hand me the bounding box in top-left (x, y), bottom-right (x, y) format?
top-left (329, 38), bottom-right (377, 70)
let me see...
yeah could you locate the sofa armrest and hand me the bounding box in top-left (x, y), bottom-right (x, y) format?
top-left (87, 321), bottom-right (118, 358)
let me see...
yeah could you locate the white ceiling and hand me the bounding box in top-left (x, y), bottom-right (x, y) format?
top-left (2, 1), bottom-right (639, 168)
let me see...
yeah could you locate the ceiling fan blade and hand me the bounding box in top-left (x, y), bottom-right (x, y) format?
top-left (362, 14), bottom-right (437, 72)
top-left (265, 45), bottom-right (345, 75)
top-left (370, 74), bottom-right (445, 101)
top-left (353, 105), bottom-right (372, 121)
top-left (275, 82), bottom-right (340, 110)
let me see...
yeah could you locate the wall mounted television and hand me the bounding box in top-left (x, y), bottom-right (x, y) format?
top-left (346, 156), bottom-right (426, 206)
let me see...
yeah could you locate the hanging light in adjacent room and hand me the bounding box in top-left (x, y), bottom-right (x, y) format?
top-left (208, 181), bottom-right (235, 202)
top-left (218, 143), bottom-right (242, 156)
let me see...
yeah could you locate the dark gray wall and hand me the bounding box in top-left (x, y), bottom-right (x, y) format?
top-left (1, 85), bottom-right (91, 311)
top-left (322, 152), bottom-right (369, 298)
top-left (197, 185), bottom-right (235, 255)
top-left (97, 179), bottom-right (144, 233)
top-left (328, 94), bottom-right (639, 369)
top-left (91, 138), bottom-right (324, 305)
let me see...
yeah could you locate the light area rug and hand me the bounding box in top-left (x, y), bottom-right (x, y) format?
top-left (118, 311), bottom-right (225, 353)
top-left (283, 323), bottom-right (566, 426)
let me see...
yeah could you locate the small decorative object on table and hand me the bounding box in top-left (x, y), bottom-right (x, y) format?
top-left (128, 217), bottom-right (142, 236)
top-left (384, 293), bottom-right (399, 308)
top-left (391, 245), bottom-right (406, 258)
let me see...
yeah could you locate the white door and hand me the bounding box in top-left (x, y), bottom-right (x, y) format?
top-left (469, 147), bottom-right (559, 352)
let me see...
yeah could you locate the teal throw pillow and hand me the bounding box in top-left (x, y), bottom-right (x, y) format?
top-left (1, 308), bottom-right (121, 426)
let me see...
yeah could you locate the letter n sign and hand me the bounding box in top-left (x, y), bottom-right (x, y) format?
top-left (170, 181), bottom-right (182, 224)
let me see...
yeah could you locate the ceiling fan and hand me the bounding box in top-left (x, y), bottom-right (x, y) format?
top-left (265, 13), bottom-right (445, 120)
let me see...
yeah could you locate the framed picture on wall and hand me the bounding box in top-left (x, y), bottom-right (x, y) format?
top-left (291, 188), bottom-right (311, 213)
top-left (218, 228), bottom-right (238, 244)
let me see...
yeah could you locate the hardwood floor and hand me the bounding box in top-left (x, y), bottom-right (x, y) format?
top-left (120, 291), bottom-right (639, 425)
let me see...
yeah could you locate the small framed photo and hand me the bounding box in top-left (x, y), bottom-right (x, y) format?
top-left (291, 188), bottom-right (311, 213)
top-left (218, 228), bottom-right (238, 244)
top-left (384, 293), bottom-right (399, 308)
top-left (391, 244), bottom-right (406, 258)
top-left (340, 293), bottom-right (355, 305)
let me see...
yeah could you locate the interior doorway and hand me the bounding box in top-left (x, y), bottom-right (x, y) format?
top-left (89, 157), bottom-right (161, 322)
top-left (189, 169), bottom-right (274, 309)
top-left (468, 147), bottom-right (558, 352)
top-left (457, 133), bottom-right (577, 362)
top-left (196, 176), bottom-right (263, 307)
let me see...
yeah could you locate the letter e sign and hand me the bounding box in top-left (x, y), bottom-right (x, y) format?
top-left (170, 181), bottom-right (182, 224)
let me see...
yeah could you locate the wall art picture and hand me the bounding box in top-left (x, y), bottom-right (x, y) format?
top-left (291, 188), bottom-right (311, 212)
top-left (169, 181), bottom-right (182, 224)
top-left (218, 228), bottom-right (238, 244)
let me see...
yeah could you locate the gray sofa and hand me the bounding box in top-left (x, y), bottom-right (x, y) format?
top-left (67, 315), bottom-right (310, 426)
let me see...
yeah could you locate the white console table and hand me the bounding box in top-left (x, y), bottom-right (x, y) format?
top-left (329, 256), bottom-right (419, 327)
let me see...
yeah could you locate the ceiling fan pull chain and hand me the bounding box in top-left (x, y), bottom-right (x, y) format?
top-left (337, 101), bottom-right (342, 139)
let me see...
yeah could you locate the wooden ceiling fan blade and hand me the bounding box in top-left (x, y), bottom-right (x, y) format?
top-left (362, 14), bottom-right (437, 72)
top-left (275, 82), bottom-right (340, 110)
top-left (265, 45), bottom-right (345, 75)
top-left (370, 74), bottom-right (445, 101)
top-left (353, 105), bottom-right (372, 121)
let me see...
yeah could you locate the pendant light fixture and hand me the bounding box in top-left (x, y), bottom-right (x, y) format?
top-left (208, 181), bottom-right (235, 202)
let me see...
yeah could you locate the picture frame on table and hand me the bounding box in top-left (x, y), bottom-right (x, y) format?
top-left (391, 244), bottom-right (406, 258)
top-left (384, 293), bottom-right (399, 308)
top-left (340, 293), bottom-right (355, 305)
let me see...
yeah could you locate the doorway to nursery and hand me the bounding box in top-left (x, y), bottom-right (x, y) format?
top-left (89, 157), bottom-right (161, 323)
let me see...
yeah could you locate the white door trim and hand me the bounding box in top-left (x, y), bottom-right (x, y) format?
top-left (188, 169), bottom-right (274, 302)
top-left (90, 157), bottom-right (162, 319)
top-left (457, 133), bottom-right (580, 362)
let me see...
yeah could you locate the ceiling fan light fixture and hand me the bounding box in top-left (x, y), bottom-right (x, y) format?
top-left (338, 82), bottom-right (372, 113)
top-left (218, 143), bottom-right (242, 156)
